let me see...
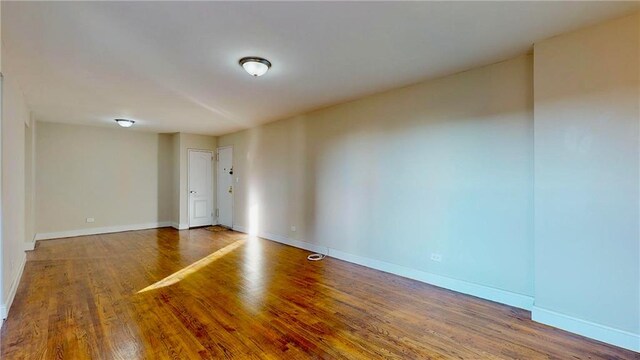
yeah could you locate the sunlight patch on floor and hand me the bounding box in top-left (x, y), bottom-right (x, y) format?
top-left (137, 239), bottom-right (246, 293)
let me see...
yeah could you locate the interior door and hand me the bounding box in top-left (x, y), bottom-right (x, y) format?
top-left (217, 147), bottom-right (233, 228)
top-left (188, 150), bottom-right (213, 228)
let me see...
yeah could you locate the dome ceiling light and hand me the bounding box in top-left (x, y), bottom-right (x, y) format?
top-left (115, 119), bottom-right (135, 128)
top-left (239, 57), bottom-right (271, 77)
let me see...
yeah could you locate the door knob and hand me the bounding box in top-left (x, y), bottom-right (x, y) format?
top-left (190, 190), bottom-right (196, 194)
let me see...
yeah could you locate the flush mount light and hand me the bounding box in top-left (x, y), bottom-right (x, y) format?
top-left (115, 119), bottom-right (135, 128)
top-left (239, 57), bottom-right (271, 77)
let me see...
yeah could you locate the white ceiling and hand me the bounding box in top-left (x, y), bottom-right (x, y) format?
top-left (3, 1), bottom-right (638, 135)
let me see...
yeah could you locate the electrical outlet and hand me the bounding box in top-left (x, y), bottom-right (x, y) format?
top-left (290, 225), bottom-right (296, 232)
top-left (430, 253), bottom-right (443, 262)
top-left (86, 217), bottom-right (95, 223)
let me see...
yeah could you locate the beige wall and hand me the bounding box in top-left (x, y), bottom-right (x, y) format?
top-left (220, 54), bottom-right (534, 297)
top-left (1, 41), bottom-right (32, 313)
top-left (177, 133), bottom-right (217, 228)
top-left (171, 133), bottom-right (181, 225)
top-left (35, 126), bottom-right (217, 233)
top-left (533, 12), bottom-right (639, 348)
top-left (0, 0), bottom-right (4, 310)
top-left (36, 122), bottom-right (174, 234)
top-left (24, 119), bottom-right (36, 245)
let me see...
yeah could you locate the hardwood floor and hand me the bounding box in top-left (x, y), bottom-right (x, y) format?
top-left (1, 227), bottom-right (637, 359)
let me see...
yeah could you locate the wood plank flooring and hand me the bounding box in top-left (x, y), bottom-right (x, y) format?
top-left (1, 227), bottom-right (637, 359)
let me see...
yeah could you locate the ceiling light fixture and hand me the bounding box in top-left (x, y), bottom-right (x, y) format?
top-left (115, 119), bottom-right (135, 128)
top-left (239, 57), bottom-right (271, 77)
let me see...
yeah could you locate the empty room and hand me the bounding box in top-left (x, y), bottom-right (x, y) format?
top-left (0, 1), bottom-right (639, 359)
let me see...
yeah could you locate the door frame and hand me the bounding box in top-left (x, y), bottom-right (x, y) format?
top-left (216, 145), bottom-right (234, 228)
top-left (187, 148), bottom-right (214, 228)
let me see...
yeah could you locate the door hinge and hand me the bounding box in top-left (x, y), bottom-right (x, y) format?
top-left (215, 209), bottom-right (219, 217)
top-left (215, 153), bottom-right (219, 161)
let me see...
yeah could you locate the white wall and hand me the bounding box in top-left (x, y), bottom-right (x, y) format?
top-left (533, 13), bottom-right (639, 350)
top-left (35, 122), bottom-right (174, 236)
top-left (220, 54), bottom-right (534, 301)
top-left (1, 41), bottom-right (31, 317)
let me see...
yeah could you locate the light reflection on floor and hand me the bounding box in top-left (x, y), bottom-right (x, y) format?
top-left (137, 239), bottom-right (246, 293)
top-left (240, 236), bottom-right (266, 311)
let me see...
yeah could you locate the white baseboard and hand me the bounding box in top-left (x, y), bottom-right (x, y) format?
top-left (232, 225), bottom-right (534, 311)
top-left (171, 222), bottom-right (189, 230)
top-left (235, 226), bottom-right (640, 350)
top-left (1, 252), bottom-right (27, 319)
top-left (34, 221), bottom-right (173, 241)
top-left (329, 247), bottom-right (533, 310)
top-left (23, 241), bottom-right (36, 251)
top-left (532, 306), bottom-right (639, 352)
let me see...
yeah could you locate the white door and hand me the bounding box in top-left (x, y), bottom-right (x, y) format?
top-left (217, 147), bottom-right (233, 228)
top-left (188, 150), bottom-right (213, 228)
